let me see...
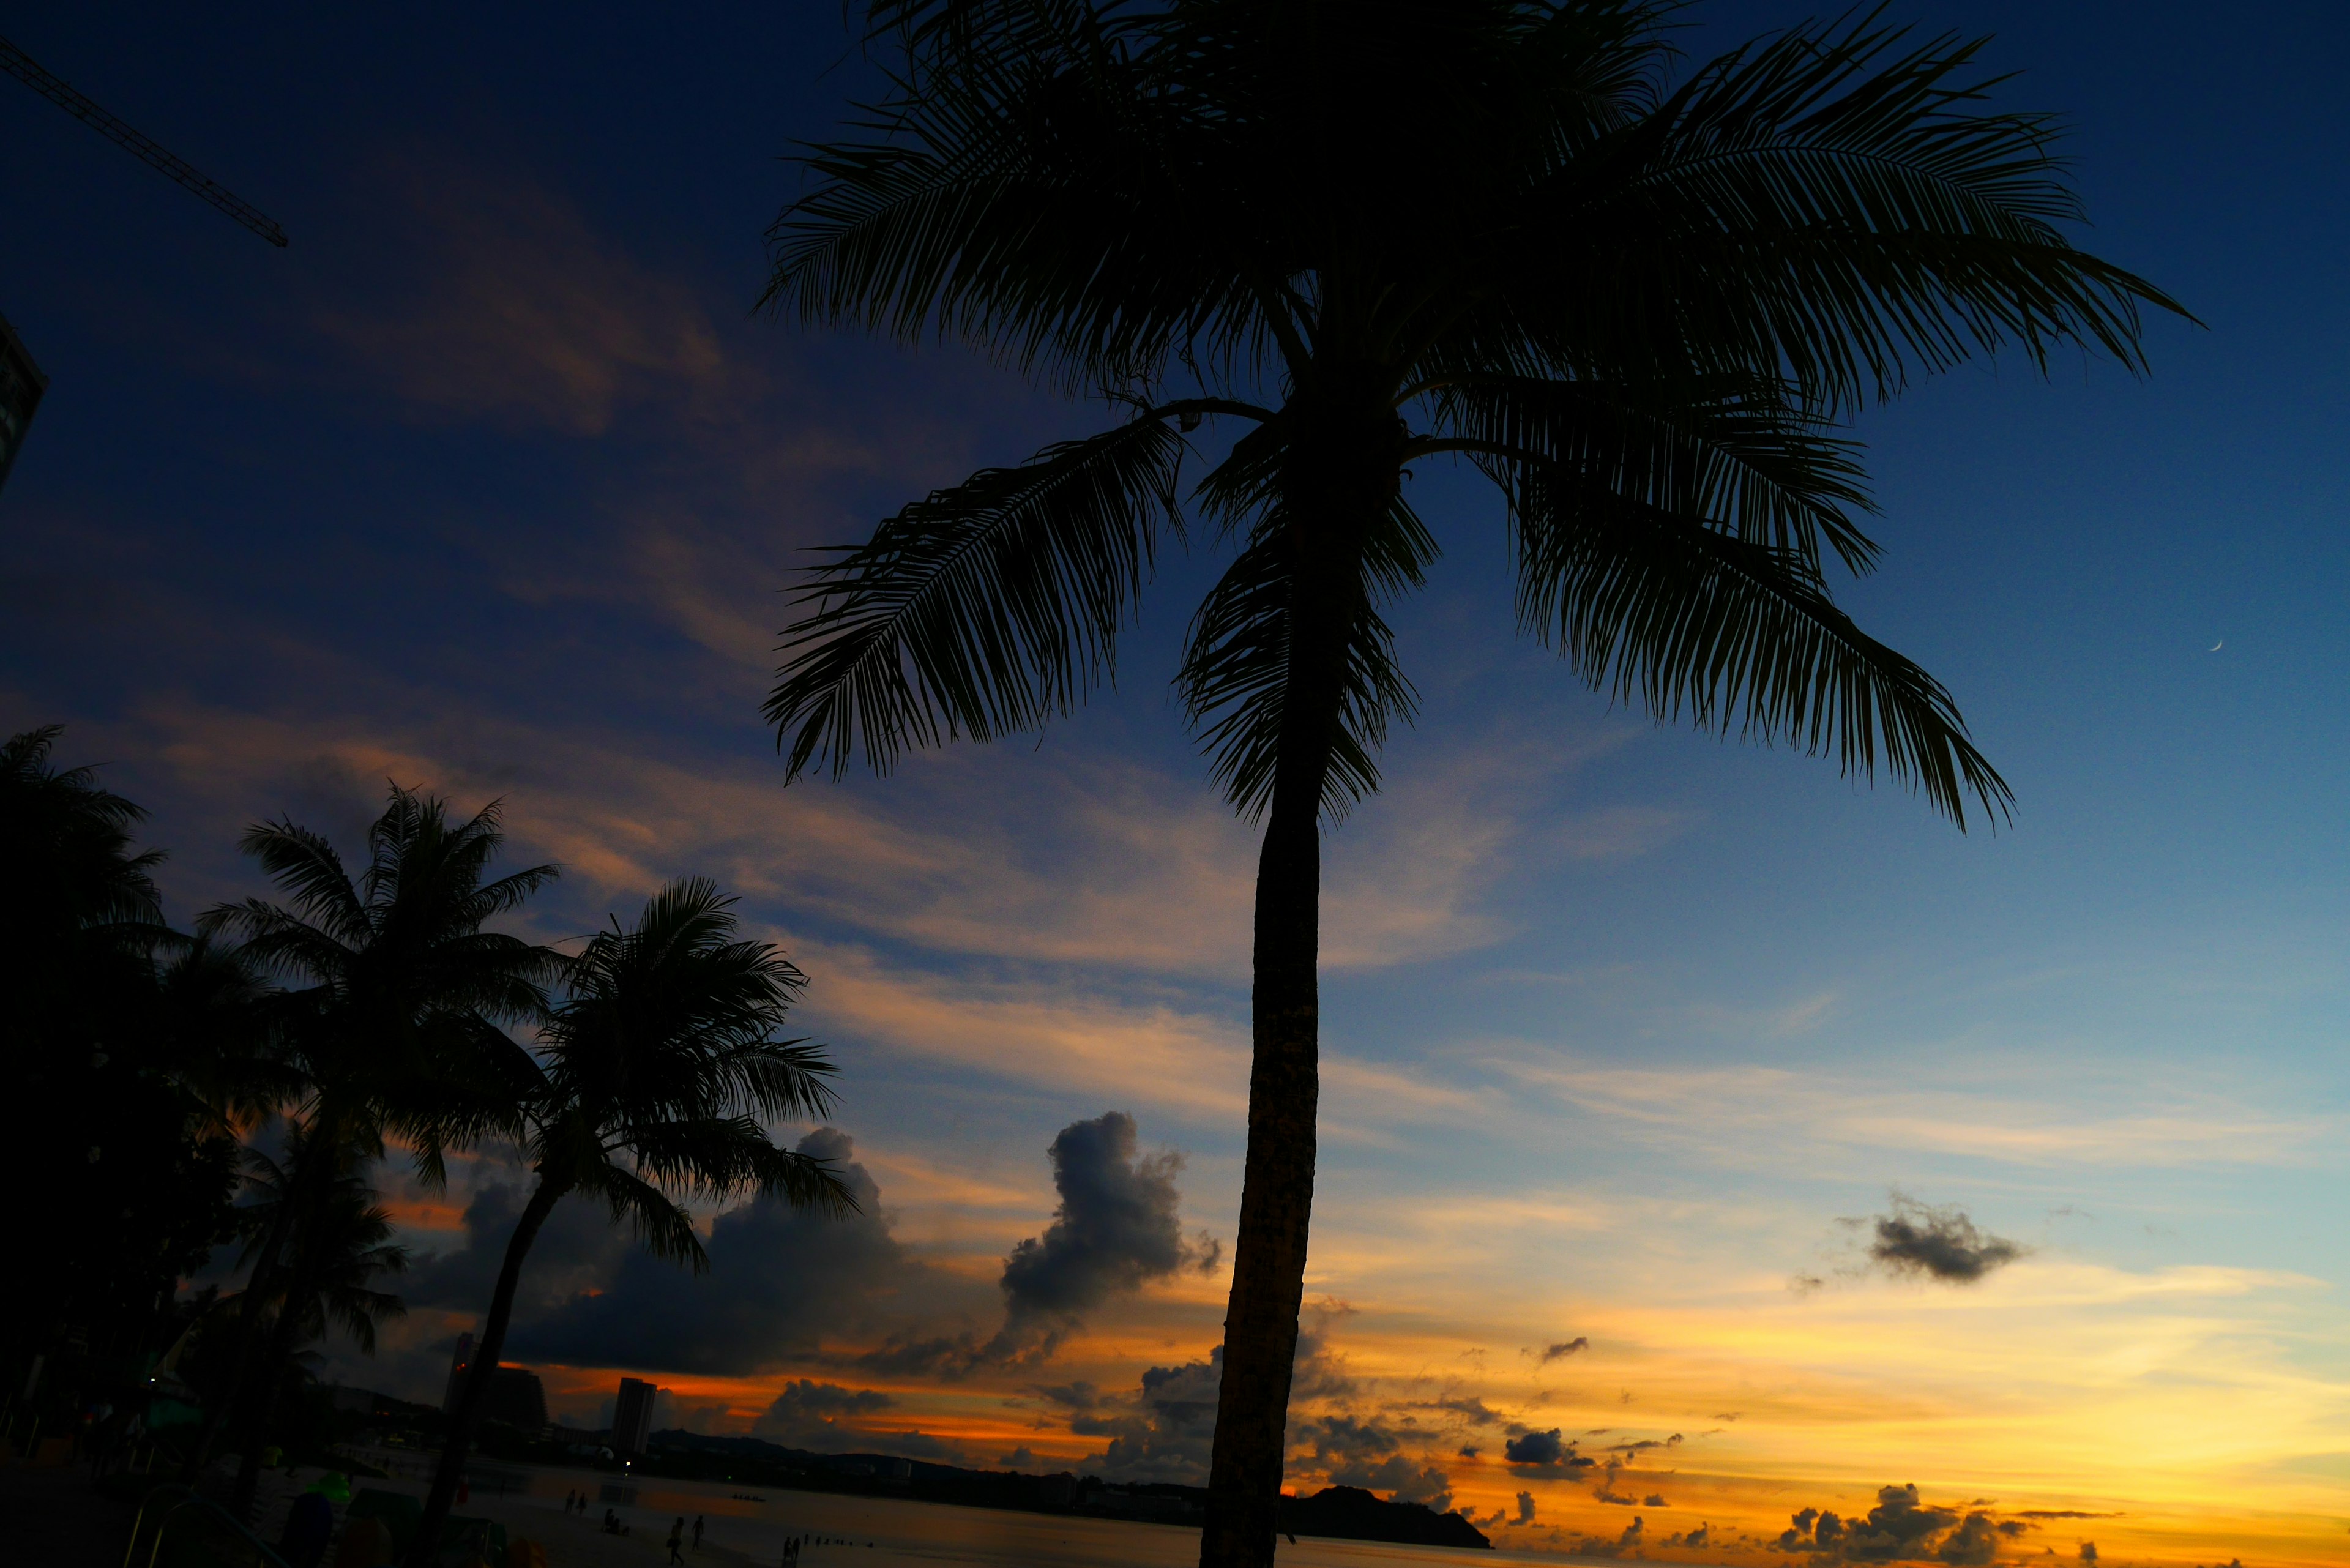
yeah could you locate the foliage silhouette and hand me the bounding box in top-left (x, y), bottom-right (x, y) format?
top-left (195, 788), bottom-right (560, 1515)
top-left (763, 4), bottom-right (2184, 1559)
top-left (412, 879), bottom-right (852, 1561)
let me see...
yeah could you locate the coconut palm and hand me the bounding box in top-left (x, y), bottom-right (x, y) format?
top-left (231, 1139), bottom-right (412, 1358)
top-left (412, 878), bottom-right (852, 1558)
top-left (194, 788), bottom-right (560, 1513)
top-left (761, 4), bottom-right (2185, 1561)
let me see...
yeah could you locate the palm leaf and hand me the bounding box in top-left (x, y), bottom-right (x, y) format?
top-left (767, 413), bottom-right (1187, 778)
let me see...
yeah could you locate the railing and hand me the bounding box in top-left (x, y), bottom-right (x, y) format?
top-left (121, 1483), bottom-right (292, 1568)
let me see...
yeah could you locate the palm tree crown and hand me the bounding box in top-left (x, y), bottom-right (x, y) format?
top-left (531, 876), bottom-right (851, 1251)
top-left (195, 788), bottom-right (560, 1510)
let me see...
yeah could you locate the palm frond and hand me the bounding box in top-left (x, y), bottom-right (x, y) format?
top-left (1502, 449), bottom-right (2009, 826)
top-left (767, 413), bottom-right (1187, 778)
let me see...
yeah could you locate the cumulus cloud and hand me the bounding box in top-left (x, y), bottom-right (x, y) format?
top-left (1070, 1350), bottom-right (1224, 1482)
top-left (1513, 1491), bottom-right (1536, 1526)
top-left (513, 1129), bottom-right (968, 1374)
top-left (750, 1380), bottom-right (897, 1449)
top-left (1771, 1485), bottom-right (2010, 1564)
top-left (403, 1177), bottom-right (633, 1318)
top-left (994, 1113), bottom-right (1212, 1355)
top-left (1862, 1193), bottom-right (2029, 1284)
top-left (1528, 1337), bottom-right (1589, 1365)
top-left (1501, 1427), bottom-right (1594, 1477)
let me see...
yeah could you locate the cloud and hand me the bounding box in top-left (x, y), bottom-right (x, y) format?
top-left (1501, 1427), bottom-right (1594, 1477)
top-left (513, 1128), bottom-right (973, 1374)
top-left (402, 1178), bottom-right (632, 1320)
top-left (751, 1380), bottom-right (896, 1449)
top-left (994, 1113), bottom-right (1211, 1354)
top-left (1571, 1517), bottom-right (1646, 1558)
top-left (1529, 1337), bottom-right (1588, 1365)
top-left (1513, 1491), bottom-right (1537, 1526)
top-left (1863, 1193), bottom-right (2029, 1284)
top-left (1771, 1486), bottom-right (2010, 1564)
top-left (315, 157), bottom-right (726, 436)
top-left (1069, 1350), bottom-right (1223, 1483)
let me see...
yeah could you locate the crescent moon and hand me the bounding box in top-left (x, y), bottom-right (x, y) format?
top-left (2209, 640), bottom-right (2223, 652)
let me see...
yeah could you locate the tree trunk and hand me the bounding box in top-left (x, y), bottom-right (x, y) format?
top-left (410, 1173), bottom-right (565, 1564)
top-left (1198, 379), bottom-right (1397, 1568)
top-left (1198, 768), bottom-right (1327, 1567)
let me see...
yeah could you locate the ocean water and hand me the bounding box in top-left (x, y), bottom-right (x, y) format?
top-left (365, 1455), bottom-right (1594, 1568)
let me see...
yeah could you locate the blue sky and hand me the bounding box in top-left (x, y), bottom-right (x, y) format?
top-left (7, 3), bottom-right (2350, 1561)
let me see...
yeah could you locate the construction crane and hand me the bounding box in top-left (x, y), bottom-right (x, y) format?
top-left (1, 34), bottom-right (286, 246)
top-left (0, 32), bottom-right (286, 495)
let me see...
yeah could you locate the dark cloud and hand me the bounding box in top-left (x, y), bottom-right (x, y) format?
top-left (1025, 1381), bottom-right (1101, 1413)
top-left (1070, 1349), bottom-right (1223, 1482)
top-left (515, 1129), bottom-right (966, 1375)
top-left (998, 1446), bottom-right (1041, 1471)
top-left (2016, 1511), bottom-right (2121, 1520)
top-left (1513, 1491), bottom-right (1536, 1526)
top-left (1571, 1517), bottom-right (1646, 1559)
top-left (1063, 1306), bottom-right (1356, 1486)
top-left (1417, 1395), bottom-right (1505, 1425)
top-left (403, 1178), bottom-right (632, 1318)
top-left (1770, 1485), bottom-right (2010, 1564)
top-left (1295, 1414), bottom-right (1400, 1463)
top-left (996, 1113), bottom-right (1208, 1346)
top-left (2078, 1545), bottom-right (2097, 1565)
top-left (1863, 1194), bottom-right (2028, 1284)
top-left (1665, 1523), bottom-right (1712, 1548)
top-left (1529, 1337), bottom-right (1589, 1365)
top-left (1501, 1427), bottom-right (1594, 1477)
top-left (750, 1379), bottom-right (894, 1449)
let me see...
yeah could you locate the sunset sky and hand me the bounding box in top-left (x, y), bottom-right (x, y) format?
top-left (6, 3), bottom-right (2349, 1564)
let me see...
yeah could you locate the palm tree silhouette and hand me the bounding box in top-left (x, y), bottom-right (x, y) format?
top-left (761, 6), bottom-right (2186, 1561)
top-left (195, 788), bottom-right (559, 1515)
top-left (411, 879), bottom-right (853, 1558)
top-left (231, 1135), bottom-right (413, 1359)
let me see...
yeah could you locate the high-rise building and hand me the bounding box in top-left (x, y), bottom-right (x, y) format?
top-left (611, 1376), bottom-right (658, 1456)
top-left (478, 1367), bottom-right (548, 1432)
top-left (442, 1332), bottom-right (476, 1414)
top-left (0, 313), bottom-right (47, 499)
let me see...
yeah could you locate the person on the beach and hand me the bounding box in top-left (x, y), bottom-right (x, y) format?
top-left (668, 1517), bottom-right (685, 1564)
top-left (692, 1515), bottom-right (704, 1550)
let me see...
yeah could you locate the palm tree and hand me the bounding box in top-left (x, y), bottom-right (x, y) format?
top-left (231, 1138), bottom-right (413, 1359)
top-left (759, 4), bottom-right (2185, 1562)
top-left (195, 788), bottom-right (559, 1514)
top-left (412, 879), bottom-right (852, 1559)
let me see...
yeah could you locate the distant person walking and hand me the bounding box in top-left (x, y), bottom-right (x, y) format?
top-left (668, 1517), bottom-right (685, 1564)
top-left (692, 1515), bottom-right (705, 1551)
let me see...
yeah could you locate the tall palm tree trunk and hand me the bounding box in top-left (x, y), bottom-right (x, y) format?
top-left (1200, 392), bottom-right (1395, 1568)
top-left (1201, 769), bottom-right (1326, 1566)
top-left (411, 1174), bottom-right (565, 1563)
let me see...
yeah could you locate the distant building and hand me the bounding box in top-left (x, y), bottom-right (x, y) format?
top-left (442, 1333), bottom-right (476, 1414)
top-left (611, 1377), bottom-right (658, 1456)
top-left (478, 1367), bottom-right (548, 1432)
top-left (0, 313), bottom-right (47, 498)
